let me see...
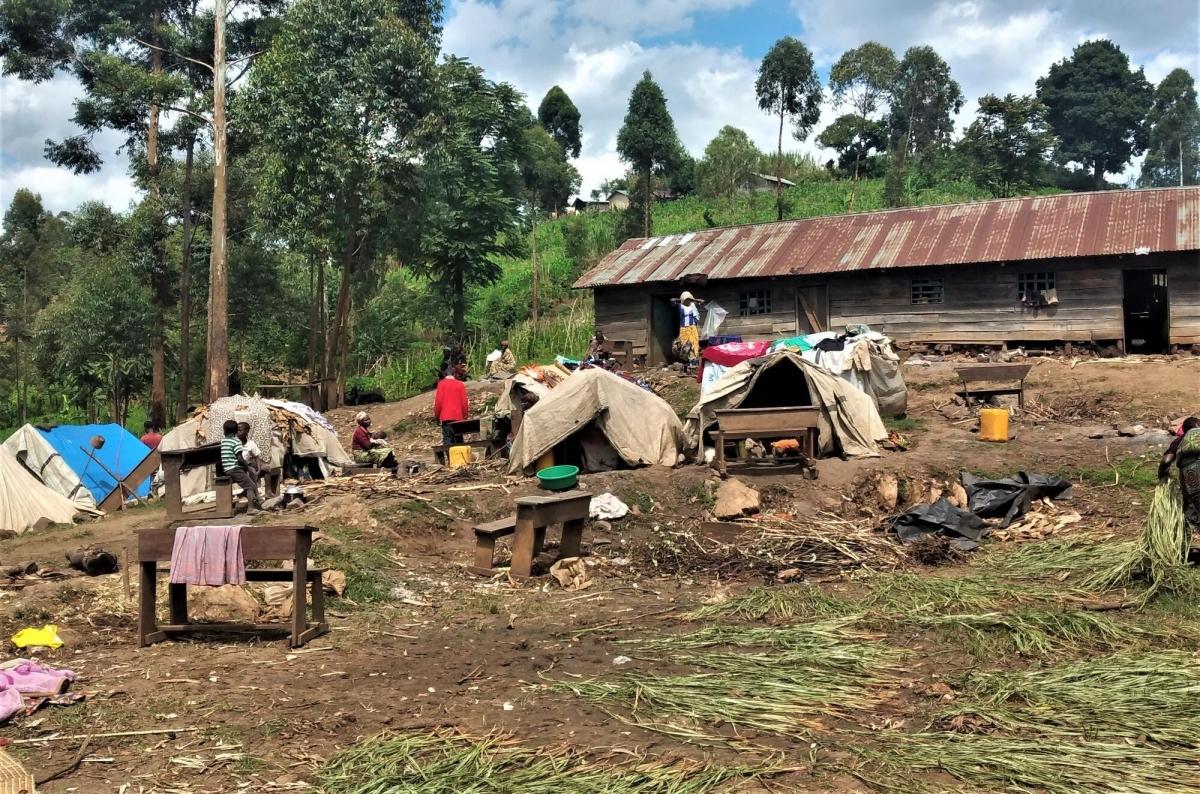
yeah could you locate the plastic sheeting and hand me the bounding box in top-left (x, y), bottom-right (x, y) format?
top-left (2, 425), bottom-right (96, 509)
top-left (0, 447), bottom-right (81, 533)
top-left (29, 424), bottom-right (151, 505)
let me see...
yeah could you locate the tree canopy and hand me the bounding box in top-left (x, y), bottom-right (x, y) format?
top-left (616, 71), bottom-right (679, 237)
top-left (1138, 68), bottom-right (1200, 187)
top-left (889, 45), bottom-right (964, 157)
top-left (1036, 39), bottom-right (1153, 187)
top-left (756, 36), bottom-right (822, 219)
top-left (697, 126), bottom-right (761, 200)
top-left (958, 94), bottom-right (1056, 197)
top-left (537, 85), bottom-right (582, 159)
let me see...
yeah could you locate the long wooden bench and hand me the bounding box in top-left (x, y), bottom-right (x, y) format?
top-left (469, 490), bottom-right (591, 578)
top-left (955, 363), bottom-right (1032, 410)
top-left (161, 444), bottom-right (234, 521)
top-left (712, 407), bottom-right (820, 476)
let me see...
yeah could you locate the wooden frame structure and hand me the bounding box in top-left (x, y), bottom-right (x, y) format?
top-left (955, 363), bottom-right (1032, 411)
top-left (160, 444), bottom-right (234, 522)
top-left (711, 407), bottom-right (820, 475)
top-left (137, 524), bottom-right (327, 648)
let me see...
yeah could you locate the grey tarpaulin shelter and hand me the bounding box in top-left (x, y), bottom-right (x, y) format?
top-left (685, 350), bottom-right (889, 459)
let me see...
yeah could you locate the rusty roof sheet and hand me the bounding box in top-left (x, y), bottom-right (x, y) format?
top-left (574, 187), bottom-right (1200, 288)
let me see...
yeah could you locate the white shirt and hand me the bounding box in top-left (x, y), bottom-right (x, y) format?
top-left (242, 439), bottom-right (263, 462)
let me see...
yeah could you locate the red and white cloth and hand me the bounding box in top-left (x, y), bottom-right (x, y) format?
top-left (169, 525), bottom-right (246, 586)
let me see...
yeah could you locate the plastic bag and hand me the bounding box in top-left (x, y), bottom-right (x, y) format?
top-left (11, 624), bottom-right (64, 649)
top-left (700, 301), bottom-right (728, 340)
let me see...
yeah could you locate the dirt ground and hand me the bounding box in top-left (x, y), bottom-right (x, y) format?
top-left (1, 354), bottom-right (1197, 791)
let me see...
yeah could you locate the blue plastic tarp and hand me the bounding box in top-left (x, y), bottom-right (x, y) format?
top-left (36, 424), bottom-right (152, 505)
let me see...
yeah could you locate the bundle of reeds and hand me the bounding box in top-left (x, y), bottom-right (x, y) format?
top-left (1086, 480), bottom-right (1192, 601)
top-left (904, 607), bottom-right (1158, 655)
top-left (320, 729), bottom-right (766, 793)
top-left (743, 514), bottom-right (908, 573)
top-left (684, 585), bottom-right (858, 622)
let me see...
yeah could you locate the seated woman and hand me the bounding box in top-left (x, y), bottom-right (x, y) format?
top-left (351, 411), bottom-right (397, 469)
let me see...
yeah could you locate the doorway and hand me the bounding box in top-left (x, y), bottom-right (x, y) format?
top-left (1122, 269), bottom-right (1170, 353)
top-left (649, 295), bottom-right (677, 366)
top-left (796, 284), bottom-right (829, 334)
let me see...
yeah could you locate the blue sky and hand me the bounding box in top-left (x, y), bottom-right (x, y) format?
top-left (2, 0), bottom-right (1197, 212)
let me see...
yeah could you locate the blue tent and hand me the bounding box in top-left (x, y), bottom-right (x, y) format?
top-left (36, 424), bottom-right (152, 505)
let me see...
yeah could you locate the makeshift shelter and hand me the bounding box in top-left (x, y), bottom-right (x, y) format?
top-left (3, 425), bottom-right (95, 509)
top-left (685, 351), bottom-right (889, 459)
top-left (698, 340), bottom-right (772, 396)
top-left (159, 396), bottom-right (353, 501)
top-left (508, 368), bottom-right (687, 474)
top-left (3, 423), bottom-right (152, 509)
top-left (770, 331), bottom-right (908, 417)
top-left (0, 446), bottom-right (82, 533)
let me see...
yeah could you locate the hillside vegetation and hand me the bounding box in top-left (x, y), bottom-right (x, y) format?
top-left (356, 177), bottom-right (1056, 400)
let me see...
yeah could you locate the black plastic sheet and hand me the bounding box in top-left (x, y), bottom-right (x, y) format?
top-left (884, 471), bottom-right (1073, 551)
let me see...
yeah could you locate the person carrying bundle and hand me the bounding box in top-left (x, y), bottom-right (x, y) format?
top-left (1159, 416), bottom-right (1200, 558)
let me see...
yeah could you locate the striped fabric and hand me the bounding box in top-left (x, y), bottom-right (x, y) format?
top-left (220, 436), bottom-right (243, 472)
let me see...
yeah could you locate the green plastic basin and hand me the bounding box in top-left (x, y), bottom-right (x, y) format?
top-left (536, 464), bottom-right (579, 491)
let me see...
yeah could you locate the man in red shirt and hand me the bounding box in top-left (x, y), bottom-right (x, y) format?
top-left (140, 421), bottom-right (163, 450)
top-left (433, 373), bottom-right (469, 447)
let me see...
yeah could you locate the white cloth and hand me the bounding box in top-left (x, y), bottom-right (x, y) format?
top-left (589, 493), bottom-right (629, 520)
top-left (242, 439), bottom-right (263, 462)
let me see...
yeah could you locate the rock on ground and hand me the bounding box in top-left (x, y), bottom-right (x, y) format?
top-left (714, 478), bottom-right (760, 520)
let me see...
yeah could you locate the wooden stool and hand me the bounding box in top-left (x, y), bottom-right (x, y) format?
top-left (469, 490), bottom-right (591, 578)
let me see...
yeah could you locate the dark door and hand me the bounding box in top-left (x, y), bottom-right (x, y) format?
top-left (1123, 270), bottom-right (1170, 353)
top-left (796, 284), bottom-right (829, 334)
top-left (649, 295), bottom-right (677, 366)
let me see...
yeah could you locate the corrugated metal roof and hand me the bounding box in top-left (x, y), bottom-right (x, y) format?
top-left (574, 186), bottom-right (1200, 288)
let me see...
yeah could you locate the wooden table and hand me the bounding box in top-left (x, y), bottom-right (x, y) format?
top-left (510, 490), bottom-right (591, 578)
top-left (955, 363), bottom-right (1032, 410)
top-left (711, 407), bottom-right (820, 475)
top-left (160, 444), bottom-right (234, 521)
top-left (137, 524), bottom-right (328, 648)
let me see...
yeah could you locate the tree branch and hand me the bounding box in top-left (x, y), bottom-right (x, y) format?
top-left (165, 105), bottom-right (213, 127)
top-left (133, 37), bottom-right (214, 74)
top-left (228, 50), bottom-right (262, 67)
top-left (226, 60), bottom-right (253, 88)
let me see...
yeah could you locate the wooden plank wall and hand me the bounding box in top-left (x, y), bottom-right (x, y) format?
top-left (698, 280), bottom-right (798, 339)
top-left (1168, 257), bottom-right (1200, 345)
top-left (594, 287), bottom-right (647, 354)
top-left (828, 254), bottom-right (1193, 345)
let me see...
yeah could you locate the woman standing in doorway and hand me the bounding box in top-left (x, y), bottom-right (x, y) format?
top-left (671, 291), bottom-right (705, 370)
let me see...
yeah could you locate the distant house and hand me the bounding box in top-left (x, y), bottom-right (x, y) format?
top-left (607, 190), bottom-right (631, 210)
top-left (746, 173), bottom-right (796, 193)
top-left (575, 187), bottom-right (1200, 365)
top-left (568, 197), bottom-right (609, 214)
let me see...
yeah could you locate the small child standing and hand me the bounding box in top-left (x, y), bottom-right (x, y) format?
top-left (221, 419), bottom-right (262, 514)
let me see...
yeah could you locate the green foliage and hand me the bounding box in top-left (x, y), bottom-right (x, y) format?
top-left (888, 45), bottom-right (964, 157)
top-left (958, 94), bottom-right (1057, 197)
top-left (829, 41), bottom-right (898, 119)
top-left (522, 124), bottom-right (580, 213)
top-left (537, 85), bottom-right (582, 158)
top-left (755, 36), bottom-right (823, 141)
top-left (1139, 68), bottom-right (1200, 187)
top-left (816, 114), bottom-right (887, 176)
top-left (1036, 39), bottom-right (1153, 187)
top-left (696, 125), bottom-right (762, 199)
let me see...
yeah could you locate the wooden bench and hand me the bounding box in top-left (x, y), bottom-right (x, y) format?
top-left (600, 339), bottom-right (634, 368)
top-left (433, 419), bottom-right (494, 463)
top-left (955, 363), bottom-right (1032, 410)
top-left (137, 524), bottom-right (328, 648)
top-left (469, 490), bottom-right (590, 578)
top-left (161, 444), bottom-right (234, 522)
top-left (711, 407), bottom-right (820, 476)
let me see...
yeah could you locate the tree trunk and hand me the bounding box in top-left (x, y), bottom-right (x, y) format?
top-left (307, 255), bottom-right (318, 384)
top-left (775, 108), bottom-right (785, 221)
top-left (1094, 158), bottom-right (1104, 189)
top-left (642, 166), bottom-right (651, 237)
top-left (849, 148), bottom-right (861, 212)
top-left (452, 264), bottom-right (465, 338)
top-left (530, 207), bottom-right (539, 330)
top-left (1180, 139), bottom-right (1185, 187)
top-left (205, 0), bottom-right (230, 402)
top-left (324, 200), bottom-right (359, 410)
top-left (146, 7), bottom-right (167, 428)
top-left (177, 138), bottom-right (194, 420)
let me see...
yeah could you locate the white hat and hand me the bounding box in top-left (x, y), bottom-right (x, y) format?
top-left (680, 291), bottom-right (694, 302)
top-left (355, 411), bottom-right (369, 423)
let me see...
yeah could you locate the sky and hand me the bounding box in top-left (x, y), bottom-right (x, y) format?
top-left (2, 0), bottom-right (1198, 214)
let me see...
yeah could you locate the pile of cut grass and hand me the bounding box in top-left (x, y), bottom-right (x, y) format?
top-left (320, 730), bottom-right (768, 793)
top-left (684, 585), bottom-right (856, 622)
top-left (557, 620), bottom-right (899, 742)
top-left (859, 571), bottom-right (1086, 613)
top-left (857, 731), bottom-right (1200, 794)
top-left (982, 536), bottom-right (1136, 583)
top-left (945, 649), bottom-right (1200, 746)
top-left (905, 606), bottom-right (1168, 655)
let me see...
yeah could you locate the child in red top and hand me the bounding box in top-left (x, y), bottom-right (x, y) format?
top-left (433, 374), bottom-right (469, 446)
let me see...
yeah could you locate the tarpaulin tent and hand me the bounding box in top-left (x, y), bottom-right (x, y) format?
top-left (770, 331), bottom-right (908, 417)
top-left (685, 350), bottom-right (889, 459)
top-left (3, 425), bottom-right (96, 509)
top-left (698, 340), bottom-right (772, 395)
top-left (5, 424), bottom-right (152, 508)
top-left (160, 396), bottom-right (353, 501)
top-left (0, 446), bottom-right (82, 533)
top-left (508, 368), bottom-right (687, 474)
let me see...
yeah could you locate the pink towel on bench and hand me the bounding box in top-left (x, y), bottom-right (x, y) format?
top-left (169, 525), bottom-right (246, 586)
